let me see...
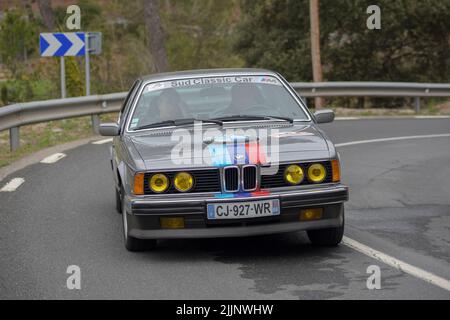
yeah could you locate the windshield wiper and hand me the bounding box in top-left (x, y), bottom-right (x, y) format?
top-left (212, 115), bottom-right (294, 124)
top-left (264, 115), bottom-right (294, 123)
top-left (185, 118), bottom-right (224, 126)
top-left (134, 120), bottom-right (177, 130)
top-left (134, 118), bottom-right (223, 130)
top-left (134, 115), bottom-right (293, 131)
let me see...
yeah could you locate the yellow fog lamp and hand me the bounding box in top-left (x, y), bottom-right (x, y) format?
top-left (284, 165), bottom-right (304, 185)
top-left (173, 172), bottom-right (194, 192)
top-left (160, 217), bottom-right (185, 229)
top-left (308, 163), bottom-right (327, 183)
top-left (300, 208), bottom-right (324, 221)
top-left (149, 173), bottom-right (169, 193)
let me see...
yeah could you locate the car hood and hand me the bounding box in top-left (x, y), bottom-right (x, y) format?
top-left (128, 123), bottom-right (330, 170)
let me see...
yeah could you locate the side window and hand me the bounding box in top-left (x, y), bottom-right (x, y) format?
top-left (118, 80), bottom-right (140, 126)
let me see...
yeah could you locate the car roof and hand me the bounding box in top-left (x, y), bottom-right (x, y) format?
top-left (138, 68), bottom-right (279, 82)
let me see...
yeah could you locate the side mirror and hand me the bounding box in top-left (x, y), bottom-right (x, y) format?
top-left (99, 123), bottom-right (120, 136)
top-left (314, 109), bottom-right (335, 124)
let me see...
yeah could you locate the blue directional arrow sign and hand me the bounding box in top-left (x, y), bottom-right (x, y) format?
top-left (39, 33), bottom-right (85, 57)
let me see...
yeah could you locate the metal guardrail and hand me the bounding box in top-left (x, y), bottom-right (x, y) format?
top-left (0, 82), bottom-right (449, 151)
top-left (292, 82), bottom-right (450, 98)
top-left (293, 82), bottom-right (450, 116)
top-left (0, 92), bottom-right (126, 151)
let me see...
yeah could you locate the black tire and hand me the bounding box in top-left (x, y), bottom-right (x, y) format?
top-left (122, 201), bottom-right (157, 252)
top-left (125, 234), bottom-right (157, 252)
top-left (307, 209), bottom-right (345, 246)
top-left (115, 187), bottom-right (122, 214)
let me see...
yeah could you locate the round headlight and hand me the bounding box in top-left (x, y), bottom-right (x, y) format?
top-left (308, 164), bottom-right (326, 183)
top-left (284, 165), bottom-right (304, 185)
top-left (173, 172), bottom-right (194, 192)
top-left (149, 174), bottom-right (169, 193)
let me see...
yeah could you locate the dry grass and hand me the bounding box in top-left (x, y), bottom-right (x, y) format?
top-left (0, 113), bottom-right (117, 168)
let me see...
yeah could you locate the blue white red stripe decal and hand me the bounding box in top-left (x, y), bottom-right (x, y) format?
top-left (207, 139), bottom-right (267, 167)
top-left (214, 191), bottom-right (271, 199)
top-left (208, 137), bottom-right (270, 198)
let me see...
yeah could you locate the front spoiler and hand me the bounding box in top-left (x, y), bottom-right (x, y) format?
top-left (129, 184), bottom-right (349, 216)
top-left (129, 216), bottom-right (343, 239)
top-left (125, 184), bottom-right (348, 239)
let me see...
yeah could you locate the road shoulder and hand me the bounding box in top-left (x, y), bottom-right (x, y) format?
top-left (0, 136), bottom-right (101, 182)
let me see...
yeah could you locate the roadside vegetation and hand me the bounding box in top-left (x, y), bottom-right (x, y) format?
top-left (0, 113), bottom-right (117, 168)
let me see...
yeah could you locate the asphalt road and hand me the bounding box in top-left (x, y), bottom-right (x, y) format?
top-left (1, 118), bottom-right (449, 299)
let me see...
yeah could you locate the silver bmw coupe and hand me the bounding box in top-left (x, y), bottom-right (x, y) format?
top-left (100, 69), bottom-right (349, 251)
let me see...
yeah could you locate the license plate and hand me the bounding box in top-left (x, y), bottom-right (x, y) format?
top-left (207, 199), bottom-right (280, 220)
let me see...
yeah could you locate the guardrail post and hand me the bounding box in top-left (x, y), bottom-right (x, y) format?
top-left (10, 127), bottom-right (20, 152)
top-left (91, 115), bottom-right (100, 134)
top-left (414, 97), bottom-right (421, 114)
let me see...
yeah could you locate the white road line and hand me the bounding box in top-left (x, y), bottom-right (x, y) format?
top-left (414, 115), bottom-right (450, 119)
top-left (335, 117), bottom-right (360, 121)
top-left (1, 178), bottom-right (25, 192)
top-left (40, 153), bottom-right (66, 164)
top-left (335, 133), bottom-right (450, 148)
top-left (92, 138), bottom-right (113, 145)
top-left (343, 237), bottom-right (450, 292)
top-left (336, 133), bottom-right (450, 291)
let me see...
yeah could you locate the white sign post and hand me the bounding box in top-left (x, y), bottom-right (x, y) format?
top-left (40, 32), bottom-right (86, 99)
top-left (40, 32), bottom-right (102, 132)
top-left (60, 57), bottom-right (66, 98)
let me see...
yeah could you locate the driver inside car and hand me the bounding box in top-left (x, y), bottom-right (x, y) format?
top-left (132, 88), bottom-right (187, 128)
top-left (156, 88), bottom-right (186, 121)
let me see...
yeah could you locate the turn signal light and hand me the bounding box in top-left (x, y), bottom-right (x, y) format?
top-left (133, 172), bottom-right (145, 195)
top-left (160, 217), bottom-right (185, 229)
top-left (331, 159), bottom-right (341, 182)
top-left (300, 208), bottom-right (323, 221)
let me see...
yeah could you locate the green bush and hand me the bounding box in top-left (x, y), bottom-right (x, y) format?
top-left (0, 79), bottom-right (57, 105)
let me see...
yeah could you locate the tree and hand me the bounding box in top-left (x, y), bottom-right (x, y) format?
top-left (37, 0), bottom-right (55, 30)
top-left (234, 0), bottom-right (450, 107)
top-left (143, 0), bottom-right (169, 72)
top-left (0, 9), bottom-right (36, 76)
top-left (234, 0), bottom-right (312, 81)
top-left (321, 0), bottom-right (450, 83)
top-left (164, 0), bottom-right (243, 70)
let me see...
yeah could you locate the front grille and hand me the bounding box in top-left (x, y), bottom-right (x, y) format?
top-left (224, 166), bottom-right (239, 192)
top-left (243, 165), bottom-right (257, 191)
top-left (260, 161), bottom-right (333, 189)
top-left (144, 169), bottom-right (221, 194)
top-left (143, 161), bottom-right (332, 194)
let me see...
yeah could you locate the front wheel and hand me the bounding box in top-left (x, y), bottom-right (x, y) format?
top-left (115, 187), bottom-right (122, 214)
top-left (122, 202), bottom-right (157, 252)
top-left (307, 209), bottom-right (345, 246)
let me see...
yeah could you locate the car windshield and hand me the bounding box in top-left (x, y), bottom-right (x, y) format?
top-left (128, 75), bottom-right (309, 130)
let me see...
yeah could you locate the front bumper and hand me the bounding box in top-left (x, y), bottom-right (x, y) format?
top-left (125, 184), bottom-right (348, 239)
